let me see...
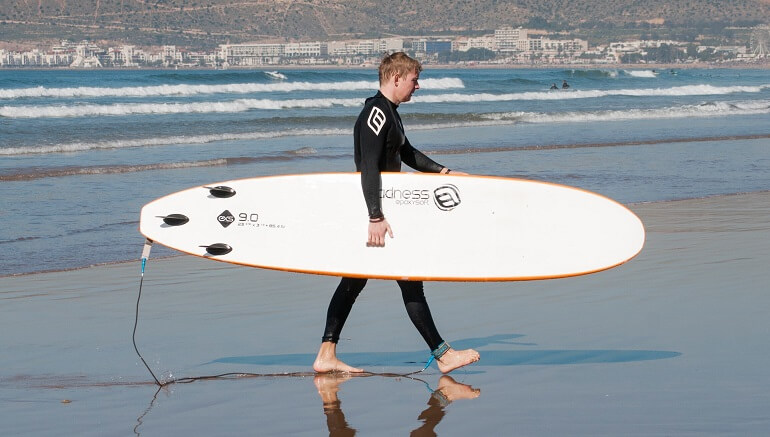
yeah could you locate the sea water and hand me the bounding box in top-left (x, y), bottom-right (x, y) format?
top-left (1, 67), bottom-right (769, 275)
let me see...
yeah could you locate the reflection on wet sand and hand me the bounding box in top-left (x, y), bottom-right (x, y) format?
top-left (314, 373), bottom-right (480, 436)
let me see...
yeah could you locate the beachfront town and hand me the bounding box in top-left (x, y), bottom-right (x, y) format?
top-left (2, 26), bottom-right (768, 68)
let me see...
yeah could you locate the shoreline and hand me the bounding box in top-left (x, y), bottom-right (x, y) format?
top-left (3, 190), bottom-right (767, 279)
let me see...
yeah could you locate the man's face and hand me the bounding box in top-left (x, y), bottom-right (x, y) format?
top-left (395, 70), bottom-right (420, 103)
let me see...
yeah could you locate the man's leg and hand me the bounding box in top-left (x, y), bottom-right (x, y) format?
top-left (314, 277), bottom-right (367, 373)
top-left (397, 280), bottom-right (442, 349)
top-left (397, 280), bottom-right (480, 373)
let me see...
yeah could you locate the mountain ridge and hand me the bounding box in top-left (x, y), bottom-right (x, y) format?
top-left (1, 0), bottom-right (768, 48)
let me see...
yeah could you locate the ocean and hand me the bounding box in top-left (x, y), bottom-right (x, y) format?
top-left (1, 67), bottom-right (769, 276)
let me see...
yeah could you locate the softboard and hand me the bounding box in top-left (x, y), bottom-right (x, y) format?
top-left (139, 172), bottom-right (645, 281)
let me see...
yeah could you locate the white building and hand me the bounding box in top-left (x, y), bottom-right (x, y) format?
top-left (284, 42), bottom-right (326, 57)
top-left (495, 27), bottom-right (524, 52)
top-left (327, 38), bottom-right (403, 56)
top-left (539, 37), bottom-right (588, 55)
top-left (219, 43), bottom-right (285, 65)
top-left (453, 36), bottom-right (496, 52)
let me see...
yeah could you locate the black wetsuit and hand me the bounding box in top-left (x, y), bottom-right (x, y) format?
top-left (321, 91), bottom-right (445, 350)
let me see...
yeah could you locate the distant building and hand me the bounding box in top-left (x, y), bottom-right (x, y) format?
top-left (219, 43), bottom-right (285, 65)
top-left (411, 39), bottom-right (452, 54)
top-left (284, 42), bottom-right (327, 57)
top-left (495, 27), bottom-right (522, 52)
top-left (327, 38), bottom-right (403, 56)
top-left (453, 36), bottom-right (496, 52)
top-left (539, 37), bottom-right (588, 56)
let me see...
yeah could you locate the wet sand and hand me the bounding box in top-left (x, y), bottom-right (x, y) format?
top-left (2, 192), bottom-right (769, 435)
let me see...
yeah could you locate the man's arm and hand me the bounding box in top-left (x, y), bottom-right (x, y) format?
top-left (358, 105), bottom-right (387, 220)
top-left (358, 103), bottom-right (394, 246)
top-left (401, 139), bottom-right (467, 175)
top-left (399, 139), bottom-right (444, 173)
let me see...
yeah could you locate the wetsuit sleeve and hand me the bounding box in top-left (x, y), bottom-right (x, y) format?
top-left (400, 138), bottom-right (444, 173)
top-left (358, 105), bottom-right (388, 219)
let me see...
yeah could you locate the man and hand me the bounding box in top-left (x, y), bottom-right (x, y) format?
top-left (313, 52), bottom-right (480, 374)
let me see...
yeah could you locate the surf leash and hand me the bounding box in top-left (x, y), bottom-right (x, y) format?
top-left (133, 239), bottom-right (163, 386)
top-left (132, 239), bottom-right (439, 387)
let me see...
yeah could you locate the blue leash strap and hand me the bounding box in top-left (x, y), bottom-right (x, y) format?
top-left (141, 239), bottom-right (153, 274)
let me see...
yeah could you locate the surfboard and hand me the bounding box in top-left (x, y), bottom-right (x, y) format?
top-left (139, 172), bottom-right (644, 281)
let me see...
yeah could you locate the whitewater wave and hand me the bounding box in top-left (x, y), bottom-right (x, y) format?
top-left (0, 77), bottom-right (464, 99)
top-left (482, 100), bottom-right (770, 124)
top-left (0, 128), bottom-right (349, 155)
top-left (4, 83), bottom-right (766, 119)
top-left (0, 160), bottom-right (229, 181)
top-left (0, 152), bottom-right (348, 181)
top-left (413, 84), bottom-right (770, 104)
top-left (0, 98), bottom-right (365, 118)
top-left (623, 70), bottom-right (659, 78)
top-left (7, 133), bottom-right (769, 182)
top-left (563, 69), bottom-right (619, 79)
top-left (3, 100), bottom-right (767, 156)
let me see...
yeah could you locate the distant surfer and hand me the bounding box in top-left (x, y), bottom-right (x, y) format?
top-left (313, 52), bottom-right (480, 374)
top-left (550, 83), bottom-right (558, 90)
top-left (562, 80), bottom-right (570, 89)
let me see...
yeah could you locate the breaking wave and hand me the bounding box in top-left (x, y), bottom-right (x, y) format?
top-left (0, 98), bottom-right (364, 118)
top-left (0, 128), bottom-right (349, 155)
top-left (3, 83), bottom-right (766, 119)
top-left (413, 84), bottom-right (770, 104)
top-left (0, 77), bottom-right (464, 99)
top-left (481, 100), bottom-right (770, 124)
top-left (2, 99), bottom-right (767, 156)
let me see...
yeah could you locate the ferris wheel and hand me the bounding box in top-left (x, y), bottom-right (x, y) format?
top-left (750, 25), bottom-right (770, 58)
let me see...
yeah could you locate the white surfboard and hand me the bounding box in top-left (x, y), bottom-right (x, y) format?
top-left (139, 172), bottom-right (644, 281)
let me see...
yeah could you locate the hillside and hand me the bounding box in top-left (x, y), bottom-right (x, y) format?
top-left (1, 0), bottom-right (768, 49)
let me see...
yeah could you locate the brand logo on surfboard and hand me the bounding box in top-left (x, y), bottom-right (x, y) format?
top-left (434, 185), bottom-right (461, 211)
top-left (217, 210), bottom-right (235, 228)
top-left (380, 184), bottom-right (461, 211)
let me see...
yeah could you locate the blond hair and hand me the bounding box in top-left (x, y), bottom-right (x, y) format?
top-left (378, 52), bottom-right (422, 85)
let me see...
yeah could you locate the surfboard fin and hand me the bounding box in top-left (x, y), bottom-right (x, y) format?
top-left (159, 214), bottom-right (189, 226)
top-left (200, 243), bottom-right (232, 256)
top-left (205, 185), bottom-right (236, 198)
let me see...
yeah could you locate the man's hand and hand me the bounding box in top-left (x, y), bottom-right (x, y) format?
top-left (367, 219), bottom-right (393, 247)
top-left (441, 167), bottom-right (468, 175)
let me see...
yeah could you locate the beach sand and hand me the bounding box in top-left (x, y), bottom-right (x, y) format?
top-left (2, 192), bottom-right (769, 435)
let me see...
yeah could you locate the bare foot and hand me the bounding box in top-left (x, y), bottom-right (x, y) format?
top-left (313, 341), bottom-right (365, 373)
top-left (434, 375), bottom-right (480, 402)
top-left (436, 347), bottom-right (480, 374)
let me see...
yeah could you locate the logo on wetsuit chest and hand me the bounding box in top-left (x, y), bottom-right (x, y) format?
top-left (380, 184), bottom-right (461, 211)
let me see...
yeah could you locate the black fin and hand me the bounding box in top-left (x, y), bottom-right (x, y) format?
top-left (200, 243), bottom-right (232, 256)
